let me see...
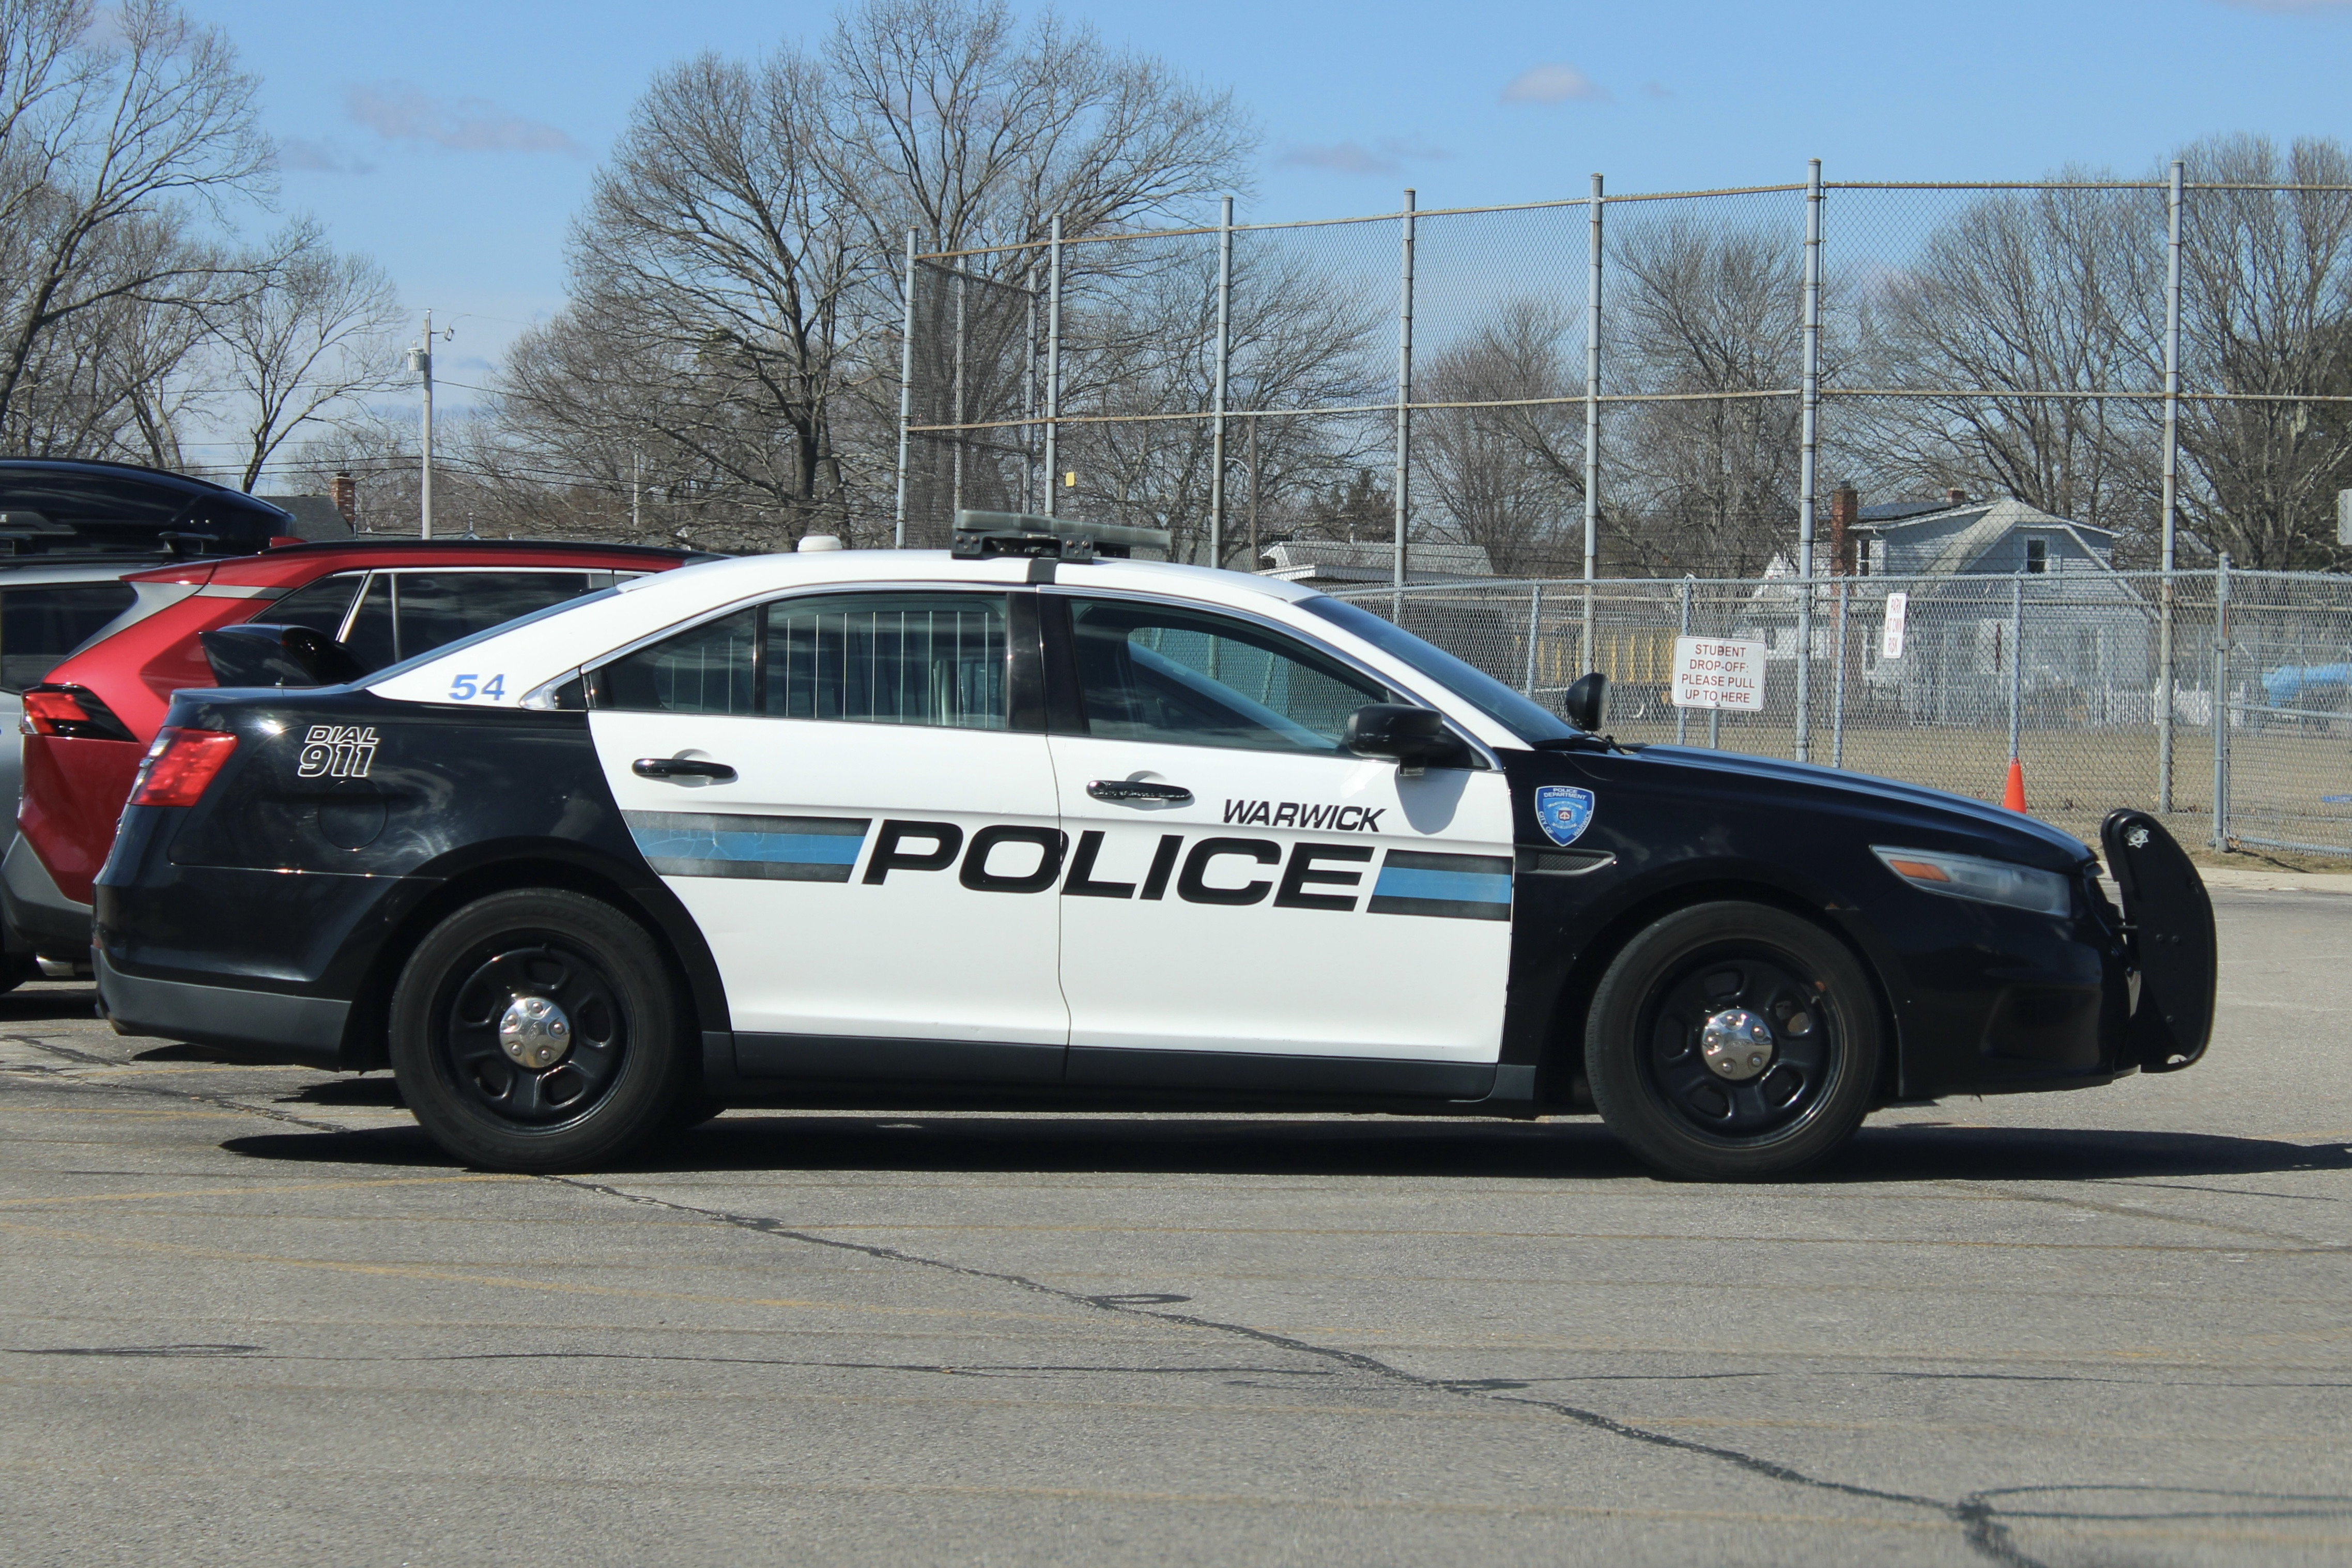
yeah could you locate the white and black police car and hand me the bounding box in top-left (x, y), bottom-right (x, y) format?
top-left (93, 516), bottom-right (2215, 1180)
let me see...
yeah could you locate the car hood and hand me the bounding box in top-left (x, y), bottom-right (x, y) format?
top-left (1618, 743), bottom-right (2095, 866)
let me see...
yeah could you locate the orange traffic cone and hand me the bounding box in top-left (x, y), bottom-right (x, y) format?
top-left (2002, 757), bottom-right (2027, 813)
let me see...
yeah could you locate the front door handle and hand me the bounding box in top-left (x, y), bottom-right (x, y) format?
top-left (1087, 778), bottom-right (1192, 806)
top-left (634, 757), bottom-right (737, 782)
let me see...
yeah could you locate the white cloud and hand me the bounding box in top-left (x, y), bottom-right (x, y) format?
top-left (1277, 137), bottom-right (1451, 177)
top-left (276, 136), bottom-right (376, 175)
top-left (344, 82), bottom-right (583, 156)
top-left (1502, 63), bottom-right (1610, 105)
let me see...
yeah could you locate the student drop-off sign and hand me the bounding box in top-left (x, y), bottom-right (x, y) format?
top-left (1671, 637), bottom-right (1764, 711)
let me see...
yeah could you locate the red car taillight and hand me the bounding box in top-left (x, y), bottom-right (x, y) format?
top-left (21, 684), bottom-right (136, 741)
top-left (128, 728), bottom-right (238, 807)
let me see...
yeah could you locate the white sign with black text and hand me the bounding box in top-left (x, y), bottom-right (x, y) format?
top-left (1881, 591), bottom-right (1909, 659)
top-left (1671, 636), bottom-right (1764, 711)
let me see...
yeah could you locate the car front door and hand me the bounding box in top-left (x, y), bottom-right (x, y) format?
top-left (1044, 591), bottom-right (1514, 1094)
top-left (590, 588), bottom-right (1067, 1083)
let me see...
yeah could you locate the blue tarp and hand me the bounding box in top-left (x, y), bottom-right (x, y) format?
top-left (2261, 664), bottom-right (2352, 707)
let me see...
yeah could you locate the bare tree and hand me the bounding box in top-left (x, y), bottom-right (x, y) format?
top-left (1416, 300), bottom-right (1580, 576)
top-left (1844, 178), bottom-right (2160, 542)
top-left (486, 0), bottom-right (1256, 550)
top-left (205, 219), bottom-right (402, 490)
top-left (0, 0), bottom-right (271, 450)
top-left (2173, 134), bottom-right (2352, 570)
top-left (1607, 217), bottom-right (1807, 575)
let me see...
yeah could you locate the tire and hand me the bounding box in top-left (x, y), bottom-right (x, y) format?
top-left (389, 888), bottom-right (688, 1173)
top-left (1584, 900), bottom-right (1882, 1181)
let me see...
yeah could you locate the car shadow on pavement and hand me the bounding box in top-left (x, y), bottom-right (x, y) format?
top-left (0, 985), bottom-right (98, 1024)
top-left (220, 1116), bottom-right (2352, 1184)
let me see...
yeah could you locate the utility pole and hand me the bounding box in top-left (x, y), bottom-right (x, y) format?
top-left (406, 309), bottom-right (435, 539)
top-left (632, 450), bottom-right (642, 534)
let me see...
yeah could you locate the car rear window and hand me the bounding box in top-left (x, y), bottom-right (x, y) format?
top-left (331, 570), bottom-right (611, 672)
top-left (0, 581), bottom-right (137, 693)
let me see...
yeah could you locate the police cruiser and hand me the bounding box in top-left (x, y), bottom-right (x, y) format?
top-left (92, 516), bottom-right (2215, 1181)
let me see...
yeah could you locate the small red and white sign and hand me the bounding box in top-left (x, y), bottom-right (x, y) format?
top-left (1881, 591), bottom-right (1909, 659)
top-left (1671, 636), bottom-right (1764, 711)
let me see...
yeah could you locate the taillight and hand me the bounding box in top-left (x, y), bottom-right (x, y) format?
top-left (128, 728), bottom-right (238, 807)
top-left (21, 684), bottom-right (135, 741)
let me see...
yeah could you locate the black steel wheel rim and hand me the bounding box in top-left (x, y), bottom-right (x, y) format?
top-left (1636, 942), bottom-right (1841, 1142)
top-left (437, 937), bottom-right (627, 1128)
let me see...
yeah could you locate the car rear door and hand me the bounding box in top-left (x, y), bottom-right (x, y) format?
top-left (590, 587), bottom-right (1068, 1083)
top-left (1042, 590), bottom-right (1514, 1093)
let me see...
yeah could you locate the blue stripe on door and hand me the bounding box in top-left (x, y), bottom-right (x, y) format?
top-left (1365, 849), bottom-right (1513, 921)
top-left (625, 811), bottom-right (872, 883)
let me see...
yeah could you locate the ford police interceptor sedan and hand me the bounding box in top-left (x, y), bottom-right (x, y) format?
top-left (90, 531), bottom-right (2216, 1181)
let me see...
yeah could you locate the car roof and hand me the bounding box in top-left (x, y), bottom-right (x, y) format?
top-left (128, 536), bottom-right (714, 586)
top-left (364, 549), bottom-right (1373, 713)
top-left (0, 457), bottom-right (287, 505)
top-left (0, 559), bottom-right (161, 586)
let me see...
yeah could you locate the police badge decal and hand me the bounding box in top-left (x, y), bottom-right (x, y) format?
top-left (1533, 785), bottom-right (1596, 847)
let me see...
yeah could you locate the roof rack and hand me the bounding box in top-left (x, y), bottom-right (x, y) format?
top-left (262, 536), bottom-right (718, 563)
top-left (950, 510), bottom-right (1172, 561)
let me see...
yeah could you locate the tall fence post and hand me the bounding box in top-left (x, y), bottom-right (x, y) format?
top-left (2158, 159), bottom-right (2185, 813)
top-left (2213, 555), bottom-right (2232, 848)
top-left (1023, 263), bottom-right (1039, 513)
top-left (2008, 573), bottom-right (2025, 766)
top-left (1210, 194), bottom-right (1234, 570)
top-left (1043, 214), bottom-right (1063, 518)
top-left (1523, 583), bottom-right (1543, 696)
top-left (1675, 577), bottom-right (1692, 746)
top-left (950, 271), bottom-right (966, 515)
top-left (1393, 189), bottom-right (1416, 596)
top-left (1795, 158), bottom-right (1823, 764)
top-left (893, 229), bottom-right (916, 548)
top-left (1583, 173), bottom-right (1603, 677)
top-left (1832, 577), bottom-right (1850, 768)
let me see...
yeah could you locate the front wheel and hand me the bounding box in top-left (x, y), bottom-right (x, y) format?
top-left (1584, 901), bottom-right (1882, 1181)
top-left (390, 889), bottom-right (688, 1172)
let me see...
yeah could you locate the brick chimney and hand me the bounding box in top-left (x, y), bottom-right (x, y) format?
top-left (1945, 487), bottom-right (1967, 507)
top-left (1828, 485), bottom-right (1858, 575)
top-left (332, 471), bottom-right (356, 527)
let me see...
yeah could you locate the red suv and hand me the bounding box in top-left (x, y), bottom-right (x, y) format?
top-left (9, 537), bottom-right (704, 963)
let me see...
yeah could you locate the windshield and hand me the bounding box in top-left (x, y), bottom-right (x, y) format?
top-left (1299, 596), bottom-right (1581, 745)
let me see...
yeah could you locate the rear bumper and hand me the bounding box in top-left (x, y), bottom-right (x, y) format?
top-left (2, 834), bottom-right (91, 958)
top-left (95, 948), bottom-right (350, 1068)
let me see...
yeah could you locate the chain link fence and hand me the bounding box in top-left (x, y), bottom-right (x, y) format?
top-left (900, 166), bottom-right (2352, 578)
top-left (1327, 565), bottom-right (2352, 856)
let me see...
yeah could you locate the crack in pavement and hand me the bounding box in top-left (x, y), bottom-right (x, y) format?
top-left (550, 1174), bottom-right (2046, 1567)
top-left (17, 1054), bottom-right (2341, 1561)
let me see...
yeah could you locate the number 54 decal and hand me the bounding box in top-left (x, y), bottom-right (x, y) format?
top-left (448, 673), bottom-right (506, 701)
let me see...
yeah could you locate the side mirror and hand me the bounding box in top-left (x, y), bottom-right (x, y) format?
top-left (1563, 671), bottom-right (1608, 734)
top-left (1343, 703), bottom-right (1466, 774)
top-left (200, 623), bottom-right (365, 688)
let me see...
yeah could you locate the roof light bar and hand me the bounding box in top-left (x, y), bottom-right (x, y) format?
top-left (950, 510), bottom-right (1172, 562)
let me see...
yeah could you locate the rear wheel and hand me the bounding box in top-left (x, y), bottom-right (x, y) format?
top-left (390, 889), bottom-right (687, 1172)
top-left (1585, 901), bottom-right (1881, 1180)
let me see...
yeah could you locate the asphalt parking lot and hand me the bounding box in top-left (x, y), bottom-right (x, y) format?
top-left (4, 888), bottom-right (2348, 1567)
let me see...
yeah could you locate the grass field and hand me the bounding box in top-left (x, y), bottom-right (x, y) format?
top-left (1610, 712), bottom-right (2352, 855)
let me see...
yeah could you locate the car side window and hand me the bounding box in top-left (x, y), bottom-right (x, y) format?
top-left (0, 582), bottom-right (138, 693)
top-left (596, 593), bottom-right (1011, 729)
top-left (393, 572), bottom-right (598, 662)
top-left (266, 574), bottom-right (367, 641)
top-left (599, 608), bottom-right (760, 715)
top-left (1060, 596), bottom-right (1389, 754)
top-left (763, 593), bottom-right (1008, 729)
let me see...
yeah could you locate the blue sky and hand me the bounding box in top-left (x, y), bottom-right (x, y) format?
top-left (193, 0), bottom-right (2352, 406)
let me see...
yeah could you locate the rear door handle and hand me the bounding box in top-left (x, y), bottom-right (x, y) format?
top-left (1087, 778), bottom-right (1192, 805)
top-left (634, 757), bottom-right (737, 782)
